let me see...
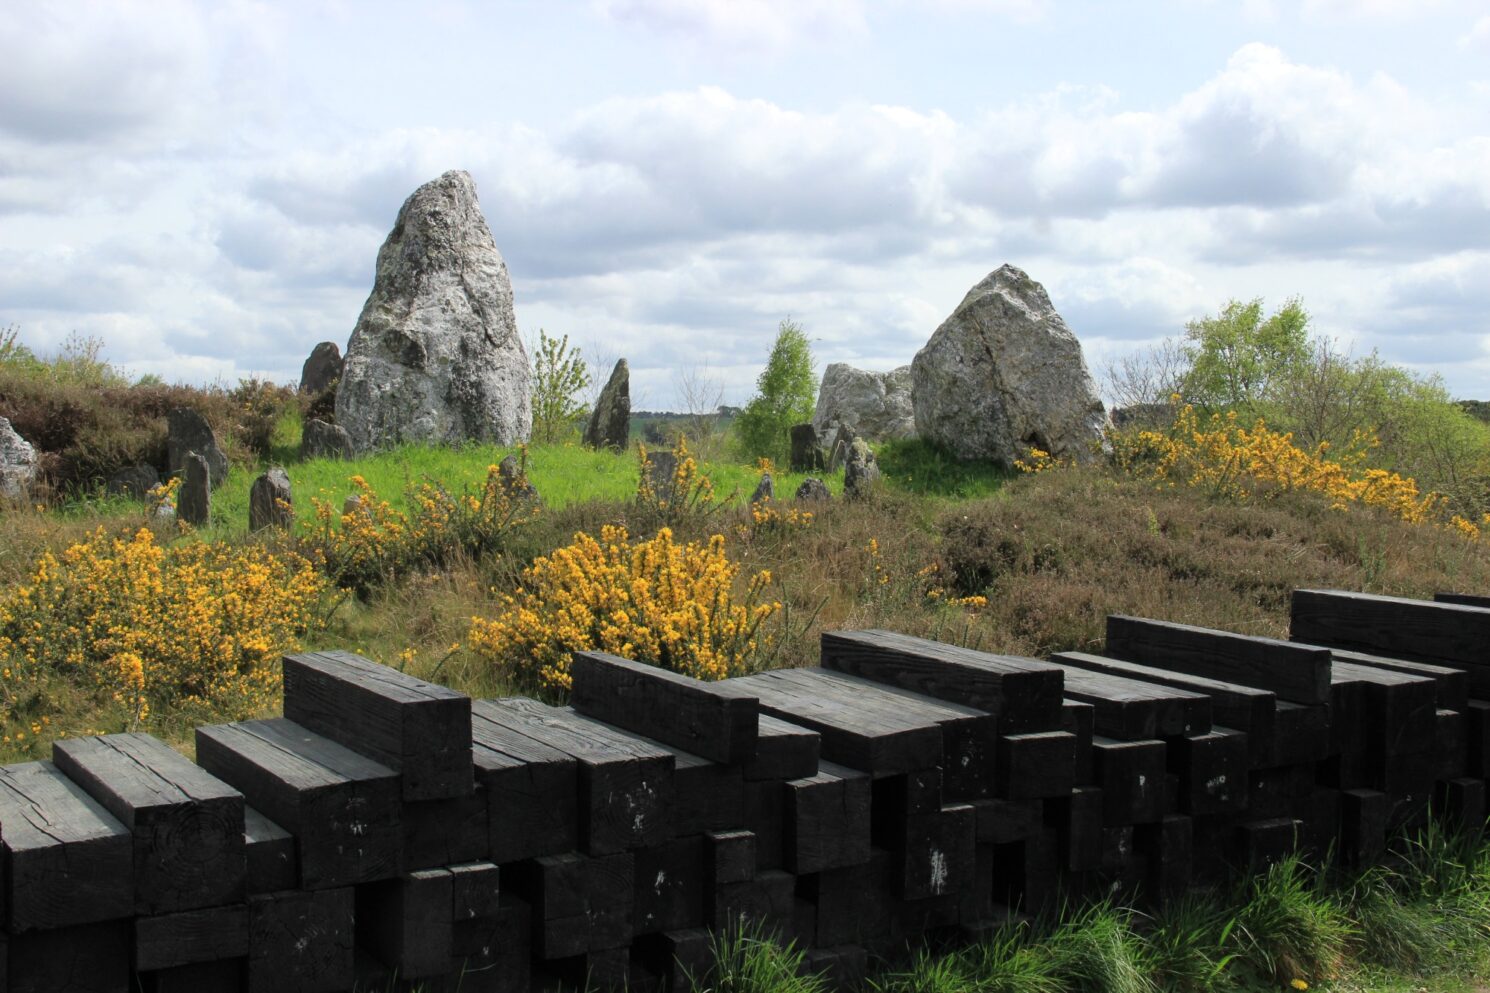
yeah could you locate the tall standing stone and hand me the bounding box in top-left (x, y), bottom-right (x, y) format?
top-left (811, 364), bottom-right (916, 443)
top-left (843, 439), bottom-right (882, 500)
top-left (789, 424), bottom-right (825, 473)
top-left (583, 359), bottom-right (631, 452)
top-left (336, 170), bottom-right (532, 452)
top-left (911, 264), bottom-right (1106, 465)
top-left (167, 409), bottom-right (228, 487)
top-left (299, 342), bottom-right (344, 395)
top-left (249, 468), bottom-right (293, 531)
top-left (0, 417), bottom-right (38, 502)
top-left (178, 453), bottom-right (210, 527)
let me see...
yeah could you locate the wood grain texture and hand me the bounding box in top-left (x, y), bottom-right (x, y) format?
top-left (470, 701), bottom-right (579, 862)
top-left (748, 667), bottom-right (997, 797)
top-left (246, 887), bottom-right (354, 993)
top-left (356, 868), bottom-right (454, 980)
top-left (53, 733), bottom-right (245, 914)
top-left (1045, 659), bottom-right (1212, 739)
top-left (570, 650), bottom-right (759, 763)
top-left (194, 719), bottom-right (401, 889)
top-left (723, 671), bottom-right (943, 776)
top-left (243, 806), bottom-right (295, 896)
top-left (1054, 650), bottom-right (1276, 764)
top-left (282, 650), bottom-right (472, 801)
top-left (1107, 614), bottom-right (1332, 704)
top-left (135, 904), bottom-right (249, 971)
top-left (1091, 736), bottom-right (1167, 825)
top-left (783, 760), bottom-right (871, 873)
top-left (1293, 590), bottom-right (1490, 692)
top-left (7, 920), bottom-right (130, 993)
top-left (0, 759), bottom-right (133, 931)
top-left (996, 731), bottom-right (1075, 800)
top-left (819, 629), bottom-right (1065, 732)
top-left (744, 715), bottom-right (820, 781)
top-left (475, 698), bottom-right (673, 855)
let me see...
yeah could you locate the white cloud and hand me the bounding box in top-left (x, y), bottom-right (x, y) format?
top-left (591, 0), bottom-right (866, 52)
top-left (1462, 14), bottom-right (1490, 50)
top-left (3, 8), bottom-right (1487, 405)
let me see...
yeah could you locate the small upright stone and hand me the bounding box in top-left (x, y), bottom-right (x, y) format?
top-left (249, 468), bottom-right (293, 531)
top-left (178, 452), bottom-right (210, 526)
top-left (107, 464), bottom-right (159, 500)
top-left (167, 408), bottom-right (228, 487)
top-left (789, 424), bottom-right (824, 473)
top-left (795, 478), bottom-right (831, 503)
top-left (300, 419), bottom-right (355, 461)
top-left (583, 359), bottom-right (630, 452)
top-left (497, 453), bottom-right (539, 502)
top-left (642, 450), bottom-right (679, 506)
top-left (300, 342), bottom-right (344, 395)
top-left (0, 417), bottom-right (38, 501)
top-left (843, 439), bottom-right (881, 500)
top-left (821, 420), bottom-right (858, 471)
top-left (750, 473), bottom-right (774, 504)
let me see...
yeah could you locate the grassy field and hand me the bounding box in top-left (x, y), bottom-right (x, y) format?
top-left (7, 407), bottom-right (1490, 992)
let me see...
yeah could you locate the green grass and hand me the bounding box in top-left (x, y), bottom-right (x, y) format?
top-left (875, 437), bottom-right (1012, 501)
top-left (197, 427), bottom-right (847, 540)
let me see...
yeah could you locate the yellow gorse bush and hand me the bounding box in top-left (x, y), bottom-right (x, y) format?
top-left (636, 436), bottom-right (725, 527)
top-left (0, 526), bottom-right (331, 734)
top-left (309, 459), bottom-right (536, 593)
top-left (1108, 403), bottom-right (1475, 532)
top-left (468, 524), bottom-right (780, 691)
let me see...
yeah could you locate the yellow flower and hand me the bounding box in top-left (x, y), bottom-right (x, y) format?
top-left (1290, 980), bottom-right (1308, 990)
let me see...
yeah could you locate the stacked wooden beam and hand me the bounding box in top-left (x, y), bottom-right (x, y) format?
top-left (4, 590), bottom-right (1490, 991)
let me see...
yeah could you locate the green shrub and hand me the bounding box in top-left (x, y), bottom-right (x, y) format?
top-left (733, 319), bottom-right (816, 465)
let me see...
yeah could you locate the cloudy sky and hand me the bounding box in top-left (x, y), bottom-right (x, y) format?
top-left (3, 0), bottom-right (1488, 408)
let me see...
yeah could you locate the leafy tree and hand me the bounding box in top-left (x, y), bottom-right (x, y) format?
top-left (1182, 297), bottom-right (1311, 411)
top-left (733, 319), bottom-right (817, 464)
top-left (529, 330), bottom-right (591, 444)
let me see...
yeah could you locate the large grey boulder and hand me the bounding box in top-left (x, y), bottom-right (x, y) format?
top-left (299, 342), bottom-right (343, 394)
top-left (0, 417), bottom-right (37, 501)
top-left (811, 364), bottom-right (916, 443)
top-left (583, 359), bottom-right (630, 452)
top-left (911, 264), bottom-right (1106, 465)
top-left (336, 170), bottom-right (532, 452)
top-left (178, 452), bottom-right (210, 526)
top-left (167, 408), bottom-right (228, 487)
top-left (300, 418), bottom-right (355, 461)
top-left (249, 467), bottom-right (293, 531)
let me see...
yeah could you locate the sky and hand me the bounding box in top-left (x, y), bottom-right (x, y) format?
top-left (2, 0), bottom-right (1488, 410)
